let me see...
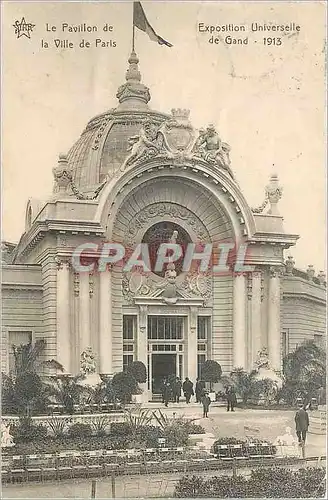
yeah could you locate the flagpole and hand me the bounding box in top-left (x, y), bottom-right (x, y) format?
top-left (132, 23), bottom-right (135, 52)
top-left (132, 3), bottom-right (135, 52)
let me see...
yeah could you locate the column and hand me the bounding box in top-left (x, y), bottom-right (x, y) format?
top-left (233, 273), bottom-right (247, 369)
top-left (137, 305), bottom-right (148, 401)
top-left (250, 271), bottom-right (262, 368)
top-left (187, 307), bottom-right (198, 384)
top-left (99, 268), bottom-right (112, 375)
top-left (56, 259), bottom-right (71, 373)
top-left (268, 268), bottom-right (281, 371)
top-left (79, 271), bottom-right (91, 354)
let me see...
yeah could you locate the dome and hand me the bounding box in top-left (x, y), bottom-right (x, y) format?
top-left (67, 52), bottom-right (170, 193)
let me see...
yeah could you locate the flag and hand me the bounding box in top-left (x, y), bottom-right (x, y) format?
top-left (133, 1), bottom-right (173, 47)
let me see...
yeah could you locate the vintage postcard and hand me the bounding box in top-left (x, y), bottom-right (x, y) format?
top-left (1, 1), bottom-right (326, 499)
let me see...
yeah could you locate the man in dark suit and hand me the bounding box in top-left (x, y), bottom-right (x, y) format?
top-left (295, 403), bottom-right (310, 444)
top-left (226, 385), bottom-right (237, 412)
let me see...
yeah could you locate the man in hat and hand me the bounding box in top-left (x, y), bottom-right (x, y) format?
top-left (201, 391), bottom-right (211, 418)
top-left (295, 403), bottom-right (310, 445)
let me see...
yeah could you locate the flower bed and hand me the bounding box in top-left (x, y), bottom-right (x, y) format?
top-left (174, 467), bottom-right (326, 498)
top-left (212, 437), bottom-right (277, 459)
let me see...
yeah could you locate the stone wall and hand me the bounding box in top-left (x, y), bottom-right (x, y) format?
top-left (282, 275), bottom-right (326, 353)
top-left (1, 265), bottom-right (44, 373)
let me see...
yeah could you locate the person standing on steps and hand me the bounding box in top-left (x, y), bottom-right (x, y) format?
top-left (195, 378), bottom-right (205, 403)
top-left (201, 391), bottom-right (211, 418)
top-left (183, 377), bottom-right (194, 404)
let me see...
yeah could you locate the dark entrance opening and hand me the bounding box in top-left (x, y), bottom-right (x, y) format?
top-left (152, 354), bottom-right (176, 394)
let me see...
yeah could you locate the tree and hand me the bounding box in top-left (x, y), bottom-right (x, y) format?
top-left (230, 368), bottom-right (257, 405)
top-left (2, 339), bottom-right (63, 416)
top-left (201, 360), bottom-right (222, 390)
top-left (44, 374), bottom-right (87, 414)
top-left (112, 371), bottom-right (139, 404)
top-left (282, 340), bottom-right (326, 404)
top-left (126, 361), bottom-right (147, 383)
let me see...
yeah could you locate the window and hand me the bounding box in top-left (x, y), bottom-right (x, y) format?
top-left (8, 331), bottom-right (32, 374)
top-left (147, 316), bottom-right (184, 340)
top-left (197, 354), bottom-right (206, 378)
top-left (123, 315), bottom-right (137, 340)
top-left (282, 330), bottom-right (289, 358)
top-left (123, 315), bottom-right (137, 369)
top-left (197, 316), bottom-right (210, 340)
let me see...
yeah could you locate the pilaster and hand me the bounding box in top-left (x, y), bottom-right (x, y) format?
top-left (268, 266), bottom-right (282, 370)
top-left (55, 258), bottom-right (71, 372)
top-left (187, 306), bottom-right (198, 383)
top-left (99, 268), bottom-right (113, 375)
top-left (233, 273), bottom-right (247, 369)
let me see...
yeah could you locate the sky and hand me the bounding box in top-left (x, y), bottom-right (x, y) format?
top-left (2, 1), bottom-right (326, 271)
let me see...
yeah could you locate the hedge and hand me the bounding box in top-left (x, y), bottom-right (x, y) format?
top-left (174, 467), bottom-right (326, 498)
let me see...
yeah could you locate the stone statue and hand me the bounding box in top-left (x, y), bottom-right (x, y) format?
top-left (122, 120), bottom-right (169, 170)
top-left (169, 230), bottom-right (178, 244)
top-left (254, 347), bottom-right (270, 370)
top-left (1, 422), bottom-right (14, 448)
top-left (253, 347), bottom-right (283, 398)
top-left (193, 124), bottom-right (234, 178)
top-left (80, 347), bottom-right (96, 375)
top-left (80, 347), bottom-right (102, 388)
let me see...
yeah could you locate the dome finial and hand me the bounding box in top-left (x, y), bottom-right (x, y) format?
top-left (116, 52), bottom-right (151, 109)
top-left (125, 51), bottom-right (141, 83)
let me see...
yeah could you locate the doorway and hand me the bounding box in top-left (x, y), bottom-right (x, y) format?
top-left (152, 354), bottom-right (176, 394)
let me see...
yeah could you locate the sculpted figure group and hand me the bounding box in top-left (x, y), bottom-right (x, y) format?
top-left (193, 124), bottom-right (234, 178)
top-left (122, 118), bottom-right (234, 179)
top-left (122, 119), bottom-right (171, 170)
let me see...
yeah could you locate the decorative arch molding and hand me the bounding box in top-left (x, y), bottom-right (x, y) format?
top-left (117, 202), bottom-right (211, 247)
top-left (95, 157), bottom-right (256, 243)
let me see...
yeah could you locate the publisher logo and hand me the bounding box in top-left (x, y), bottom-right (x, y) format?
top-left (13, 17), bottom-right (35, 39)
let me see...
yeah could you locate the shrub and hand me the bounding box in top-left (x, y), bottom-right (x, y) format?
top-left (201, 360), bottom-right (222, 390)
top-left (90, 415), bottom-right (111, 436)
top-left (112, 371), bottom-right (139, 404)
top-left (136, 425), bottom-right (164, 448)
top-left (126, 361), bottom-right (147, 383)
top-left (173, 418), bottom-right (205, 435)
top-left (163, 423), bottom-right (189, 447)
top-left (67, 423), bottom-right (92, 438)
top-left (47, 416), bottom-right (70, 438)
top-left (11, 418), bottom-right (48, 443)
top-left (110, 422), bottom-right (131, 436)
top-left (174, 468), bottom-right (326, 498)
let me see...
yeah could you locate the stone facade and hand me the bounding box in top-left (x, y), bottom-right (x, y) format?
top-left (1, 53), bottom-right (326, 399)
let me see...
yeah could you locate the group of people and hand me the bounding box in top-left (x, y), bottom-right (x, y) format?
top-left (160, 377), bottom-right (212, 417)
top-left (160, 377), bottom-right (238, 417)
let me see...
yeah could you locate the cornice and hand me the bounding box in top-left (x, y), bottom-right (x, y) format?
top-left (282, 291), bottom-right (326, 306)
top-left (248, 232), bottom-right (299, 248)
top-left (14, 219), bottom-right (105, 260)
top-left (2, 283), bottom-right (43, 292)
